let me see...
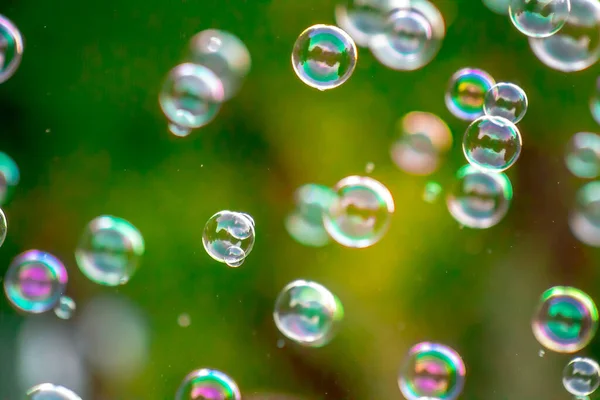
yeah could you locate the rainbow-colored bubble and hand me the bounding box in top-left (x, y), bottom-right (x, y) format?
top-left (176, 369), bottom-right (241, 400)
top-left (445, 68), bottom-right (496, 121)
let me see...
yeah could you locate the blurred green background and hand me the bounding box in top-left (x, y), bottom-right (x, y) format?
top-left (1, 0), bottom-right (599, 399)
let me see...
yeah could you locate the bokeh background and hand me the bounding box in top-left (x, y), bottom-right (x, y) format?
top-left (1, 0), bottom-right (599, 399)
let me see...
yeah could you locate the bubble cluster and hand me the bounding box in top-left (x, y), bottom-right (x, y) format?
top-left (563, 357), bottom-right (600, 396)
top-left (0, 15), bottom-right (24, 84)
top-left (292, 24), bottom-right (357, 91)
top-left (0, 151), bottom-right (19, 205)
top-left (203, 210), bottom-right (255, 267)
top-left (274, 279), bottom-right (344, 347)
top-left (423, 181), bottom-right (443, 204)
top-left (26, 383), bottom-right (82, 400)
top-left (483, 82), bottom-right (528, 123)
top-left (398, 342), bottom-right (466, 400)
top-left (532, 286), bottom-right (598, 353)
top-left (509, 0), bottom-right (571, 38)
top-left (446, 68), bottom-right (496, 121)
top-left (176, 369), bottom-right (241, 400)
top-left (591, 76), bottom-right (600, 125)
top-left (54, 295), bottom-right (76, 320)
top-left (565, 132), bottom-right (600, 178)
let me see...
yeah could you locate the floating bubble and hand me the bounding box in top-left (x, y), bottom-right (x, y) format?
top-left (3, 250), bottom-right (68, 314)
top-left (54, 296), bottom-right (76, 320)
top-left (0, 207), bottom-right (6, 247)
top-left (334, 0), bottom-right (393, 47)
top-left (273, 279), bottom-right (344, 347)
top-left (169, 122), bottom-right (192, 138)
top-left (291, 24), bottom-right (357, 91)
top-left (446, 164), bottom-right (513, 229)
top-left (203, 210), bottom-right (255, 267)
top-left (532, 286), bottom-right (598, 353)
top-left (563, 357), bottom-right (600, 396)
top-left (176, 369), bottom-right (241, 400)
top-left (423, 181), bottom-right (443, 203)
top-left (569, 181), bottom-right (600, 246)
top-left (178, 313), bottom-right (191, 327)
top-left (529, 0), bottom-right (600, 72)
top-left (509, 0), bottom-right (571, 38)
top-left (591, 76), bottom-right (600, 125)
top-left (0, 151), bottom-right (19, 205)
top-left (75, 215), bottom-right (144, 286)
top-left (323, 176), bottom-right (395, 248)
top-left (482, 0), bottom-right (511, 14)
top-left (565, 132), bottom-right (600, 178)
top-left (398, 342), bottom-right (466, 400)
top-left (0, 15), bottom-right (24, 84)
top-left (446, 68), bottom-right (496, 121)
top-left (26, 383), bottom-right (82, 400)
top-left (483, 82), bottom-right (528, 123)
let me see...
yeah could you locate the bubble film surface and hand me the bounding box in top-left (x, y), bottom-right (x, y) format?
top-left (202, 210), bottom-right (255, 267)
top-left (0, 14), bottom-right (24, 84)
top-left (566, 132), bottom-right (600, 178)
top-left (483, 82), bottom-right (528, 123)
top-left (509, 0), bottom-right (571, 38)
top-left (54, 295), bottom-right (76, 320)
top-left (0, 151), bottom-right (20, 206)
top-left (569, 181), bottom-right (600, 246)
top-left (176, 369), bottom-right (241, 400)
top-left (563, 357), bottom-right (600, 396)
top-left (26, 383), bottom-right (82, 400)
top-left (446, 68), bottom-right (496, 121)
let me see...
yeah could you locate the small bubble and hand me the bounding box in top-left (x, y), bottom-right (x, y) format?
top-left (276, 339), bottom-right (285, 348)
top-left (26, 383), bottom-right (82, 400)
top-left (203, 211), bottom-right (255, 266)
top-left (0, 15), bottom-right (24, 83)
top-left (178, 313), bottom-right (191, 327)
top-left (54, 295), bottom-right (76, 320)
top-left (176, 369), bottom-right (241, 400)
top-left (365, 162), bottom-right (375, 173)
top-left (565, 132), bottom-right (600, 179)
top-left (509, 0), bottom-right (571, 38)
top-left (563, 357), bottom-right (600, 396)
top-left (539, 349), bottom-right (545, 357)
top-left (423, 181), bottom-right (442, 204)
top-left (224, 246), bottom-right (245, 268)
top-left (446, 68), bottom-right (496, 121)
top-left (484, 82), bottom-right (528, 123)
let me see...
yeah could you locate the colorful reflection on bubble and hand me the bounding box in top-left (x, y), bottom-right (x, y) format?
top-left (509, 0), bottom-right (571, 38)
top-left (0, 151), bottom-right (19, 206)
top-left (203, 210), bottom-right (255, 267)
top-left (569, 181), bottom-right (600, 246)
top-left (0, 15), bottom-right (24, 84)
top-left (563, 357), bottom-right (600, 396)
top-left (565, 132), bottom-right (600, 179)
top-left (446, 68), bottom-right (496, 121)
top-left (26, 383), bottom-right (82, 400)
top-left (483, 82), bottom-right (528, 123)
top-left (176, 369), bottom-right (241, 400)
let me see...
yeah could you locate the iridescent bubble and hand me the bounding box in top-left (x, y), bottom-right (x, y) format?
top-left (323, 176), bottom-right (395, 248)
top-left (0, 151), bottom-right (20, 205)
top-left (591, 76), bottom-right (600, 125)
top-left (3, 250), bottom-right (68, 314)
top-left (563, 357), bottom-right (600, 396)
top-left (273, 279), bottom-right (344, 347)
top-left (176, 369), bottom-right (241, 400)
top-left (334, 0), bottom-right (394, 47)
top-left (463, 116), bottom-right (522, 172)
top-left (569, 181), bottom-right (600, 246)
top-left (565, 132), bottom-right (600, 178)
top-left (291, 24), bottom-right (357, 91)
top-left (26, 383), bottom-right (82, 400)
top-left (398, 342), bottom-right (466, 400)
top-left (54, 295), bottom-right (76, 320)
top-left (75, 215), bottom-right (144, 286)
top-left (483, 82), bottom-right (528, 123)
top-left (532, 286), bottom-right (598, 353)
top-left (445, 68), bottom-right (496, 121)
top-left (0, 15), bottom-right (24, 84)
top-left (423, 181), bottom-right (443, 204)
top-left (446, 164), bottom-right (513, 229)
top-left (509, 0), bottom-right (571, 38)
top-left (202, 210), bottom-right (255, 267)
top-left (529, 0), bottom-right (600, 72)
top-left (0, 207), bottom-right (6, 248)
top-left (159, 63), bottom-right (225, 130)
top-left (482, 0), bottom-right (511, 14)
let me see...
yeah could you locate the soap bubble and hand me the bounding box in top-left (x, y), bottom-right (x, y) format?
top-left (334, 0), bottom-right (395, 47)
top-left (446, 68), bottom-right (496, 121)
top-left (529, 0), bottom-right (600, 72)
top-left (0, 207), bottom-right (6, 247)
top-left (532, 286), bottom-right (598, 353)
top-left (423, 181), bottom-right (443, 203)
top-left (202, 210), bottom-right (255, 267)
top-left (483, 82), bottom-right (528, 123)
top-left (273, 279), bottom-right (344, 347)
top-left (446, 164), bottom-right (513, 229)
top-left (168, 123), bottom-right (192, 138)
top-left (54, 296), bottom-right (76, 320)
top-left (398, 342), bottom-right (466, 400)
top-left (324, 176), bottom-right (395, 248)
top-left (26, 383), bottom-right (82, 400)
top-left (0, 15), bottom-right (24, 83)
top-left (176, 369), bottom-right (241, 400)
top-left (509, 0), bottom-right (571, 38)
top-left (565, 132), bottom-right (600, 178)
top-left (75, 215), bottom-right (144, 286)
top-left (591, 76), bottom-right (600, 125)
top-left (563, 357), bottom-right (600, 396)
top-left (3, 250), bottom-right (68, 314)
top-left (463, 115), bottom-right (522, 172)
top-left (0, 151), bottom-right (20, 205)
top-left (569, 181), bottom-right (600, 246)
top-left (482, 0), bottom-right (511, 14)
top-left (291, 24), bottom-right (357, 91)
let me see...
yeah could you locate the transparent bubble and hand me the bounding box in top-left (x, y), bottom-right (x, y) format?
top-left (532, 286), bottom-right (598, 353)
top-left (482, 0), bottom-right (512, 14)
top-left (483, 82), bottom-right (529, 123)
top-left (202, 210), bottom-right (255, 266)
top-left (529, 0), bottom-right (600, 72)
top-left (75, 215), bottom-right (145, 286)
top-left (446, 164), bottom-right (513, 229)
top-left (423, 181), bottom-right (443, 204)
top-left (0, 15), bottom-right (24, 84)
top-left (54, 296), bottom-right (76, 320)
top-left (565, 132), bottom-right (600, 178)
top-left (0, 151), bottom-right (20, 205)
top-left (509, 0), bottom-right (571, 38)
top-left (334, 0), bottom-right (394, 47)
top-left (569, 181), bottom-right (600, 246)
top-left (273, 279), bottom-right (344, 347)
top-left (323, 176), bottom-right (395, 248)
top-left (445, 68), bottom-right (496, 121)
top-left (563, 357), bottom-right (600, 396)
top-left (159, 63), bottom-right (225, 129)
top-left (176, 369), bottom-right (241, 400)
top-left (398, 342), bottom-right (466, 400)
top-left (291, 24), bottom-right (357, 91)
top-left (3, 250), bottom-right (68, 314)
top-left (26, 383), bottom-right (82, 400)
top-left (178, 313), bottom-right (191, 327)
top-left (591, 76), bottom-right (600, 125)
top-left (0, 207), bottom-right (6, 248)
top-left (463, 116), bottom-right (522, 172)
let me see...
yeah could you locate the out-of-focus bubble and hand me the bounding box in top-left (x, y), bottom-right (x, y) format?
top-left (565, 132), bottom-right (600, 178)
top-left (334, 0), bottom-right (395, 47)
top-left (569, 181), bottom-right (600, 246)
top-left (0, 15), bottom-right (24, 84)
top-left (54, 296), bottom-right (76, 320)
top-left (178, 313), bottom-right (191, 327)
top-left (176, 369), bottom-right (241, 400)
top-left (0, 151), bottom-right (20, 205)
top-left (529, 0), bottom-right (600, 72)
top-left (483, 82), bottom-right (528, 123)
top-left (423, 181), bottom-right (443, 204)
top-left (446, 68), bottom-right (496, 121)
top-left (482, 0), bottom-right (511, 14)
top-left (591, 76), bottom-right (600, 125)
top-left (169, 122), bottom-right (192, 138)
top-left (26, 383), bottom-right (82, 400)
top-left (202, 210), bottom-right (255, 267)
top-left (446, 164), bottom-right (513, 229)
top-left (75, 215), bottom-right (144, 286)
top-left (324, 176), bottom-right (394, 248)
top-left (273, 279), bottom-right (344, 348)
top-left (509, 0), bottom-right (571, 38)
top-left (563, 357), bottom-right (600, 396)
top-left (285, 211), bottom-right (331, 247)
top-left (532, 286), bottom-right (598, 353)
top-left (3, 250), bottom-right (68, 314)
top-left (366, 162), bottom-right (375, 173)
top-left (0, 207), bottom-right (6, 248)
top-left (462, 115), bottom-right (522, 172)
top-left (291, 24), bottom-right (357, 91)
top-left (159, 63), bottom-right (225, 130)
top-left (398, 342), bottom-right (466, 400)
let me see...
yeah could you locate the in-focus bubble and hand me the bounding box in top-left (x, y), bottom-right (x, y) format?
top-left (532, 286), bottom-right (598, 353)
top-left (26, 383), bottom-right (82, 400)
top-left (509, 0), bottom-right (571, 38)
top-left (483, 82), bottom-right (528, 123)
top-left (462, 115), bottom-right (522, 172)
top-left (334, 0), bottom-right (394, 47)
top-left (563, 357), bottom-right (600, 396)
top-left (565, 132), bottom-right (600, 178)
top-left (176, 369), bottom-right (241, 400)
top-left (324, 176), bottom-right (395, 248)
top-left (159, 63), bottom-right (225, 130)
top-left (446, 164), bottom-right (513, 229)
top-left (3, 250), bottom-right (68, 314)
top-left (75, 215), bottom-right (144, 286)
top-left (291, 24), bottom-right (357, 91)
top-left (446, 68), bottom-right (496, 121)
top-left (0, 151), bottom-right (19, 205)
top-left (203, 210), bottom-right (255, 267)
top-left (398, 342), bottom-right (466, 400)
top-left (0, 15), bottom-right (24, 84)
top-left (529, 0), bottom-right (600, 72)
top-left (423, 181), bottom-right (443, 204)
top-left (0, 207), bottom-right (6, 248)
top-left (54, 296), bottom-right (76, 320)
top-left (591, 76), bottom-right (600, 125)
top-left (482, 0), bottom-right (511, 14)
top-left (273, 279), bottom-right (344, 347)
